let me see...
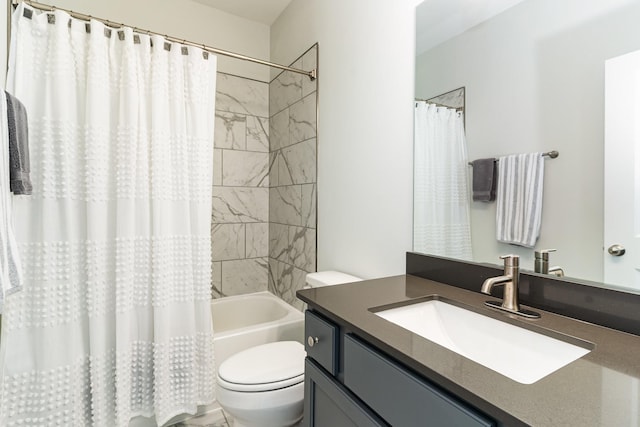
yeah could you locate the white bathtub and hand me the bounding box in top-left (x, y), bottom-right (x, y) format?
top-left (211, 291), bottom-right (304, 365)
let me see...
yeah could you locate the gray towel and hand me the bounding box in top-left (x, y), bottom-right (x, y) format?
top-left (6, 92), bottom-right (32, 195)
top-left (472, 158), bottom-right (496, 201)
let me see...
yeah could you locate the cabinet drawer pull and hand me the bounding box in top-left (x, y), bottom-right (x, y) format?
top-left (307, 336), bottom-right (319, 347)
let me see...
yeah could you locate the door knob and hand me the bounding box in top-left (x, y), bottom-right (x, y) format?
top-left (307, 336), bottom-right (319, 347)
top-left (607, 244), bottom-right (626, 256)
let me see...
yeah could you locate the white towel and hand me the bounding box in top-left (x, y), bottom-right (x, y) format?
top-left (496, 153), bottom-right (545, 247)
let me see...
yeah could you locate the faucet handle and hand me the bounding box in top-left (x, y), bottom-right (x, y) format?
top-left (499, 254), bottom-right (519, 267)
top-left (535, 249), bottom-right (556, 260)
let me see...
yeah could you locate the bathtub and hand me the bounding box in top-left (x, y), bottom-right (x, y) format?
top-left (211, 291), bottom-right (304, 365)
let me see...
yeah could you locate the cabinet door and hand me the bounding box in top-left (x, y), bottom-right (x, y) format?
top-left (344, 335), bottom-right (496, 427)
top-left (303, 358), bottom-right (388, 427)
top-left (305, 310), bottom-right (339, 375)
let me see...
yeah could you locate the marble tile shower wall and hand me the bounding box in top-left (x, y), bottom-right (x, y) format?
top-left (212, 73), bottom-right (270, 297)
top-left (268, 46), bottom-right (318, 310)
top-left (210, 46), bottom-right (317, 305)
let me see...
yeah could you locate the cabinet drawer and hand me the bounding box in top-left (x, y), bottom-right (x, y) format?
top-left (304, 358), bottom-right (388, 427)
top-left (343, 335), bottom-right (495, 427)
top-left (305, 310), bottom-right (338, 375)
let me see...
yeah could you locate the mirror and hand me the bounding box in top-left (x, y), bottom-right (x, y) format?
top-left (414, 0), bottom-right (640, 292)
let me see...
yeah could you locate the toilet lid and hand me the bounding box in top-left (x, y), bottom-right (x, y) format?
top-left (217, 341), bottom-right (305, 392)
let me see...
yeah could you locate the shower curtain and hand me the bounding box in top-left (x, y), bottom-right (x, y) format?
top-left (414, 102), bottom-right (472, 260)
top-left (0, 4), bottom-right (216, 426)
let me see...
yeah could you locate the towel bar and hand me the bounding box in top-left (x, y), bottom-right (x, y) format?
top-left (469, 150), bottom-right (558, 166)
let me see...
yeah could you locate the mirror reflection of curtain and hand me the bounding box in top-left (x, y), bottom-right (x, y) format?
top-left (413, 102), bottom-right (472, 259)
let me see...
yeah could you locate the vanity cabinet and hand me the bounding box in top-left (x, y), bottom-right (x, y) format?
top-left (303, 310), bottom-right (496, 427)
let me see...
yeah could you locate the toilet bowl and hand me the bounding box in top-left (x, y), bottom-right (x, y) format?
top-left (216, 341), bottom-right (305, 427)
top-left (215, 271), bottom-right (362, 427)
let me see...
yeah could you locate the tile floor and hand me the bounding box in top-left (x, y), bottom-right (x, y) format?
top-left (174, 408), bottom-right (303, 427)
top-left (175, 409), bottom-right (232, 427)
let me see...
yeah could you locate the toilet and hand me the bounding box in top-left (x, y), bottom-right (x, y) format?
top-left (215, 271), bottom-right (362, 427)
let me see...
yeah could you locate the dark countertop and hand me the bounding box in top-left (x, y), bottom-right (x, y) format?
top-left (297, 275), bottom-right (640, 427)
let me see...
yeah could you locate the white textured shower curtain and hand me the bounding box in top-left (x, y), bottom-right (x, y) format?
top-left (0, 4), bottom-right (217, 426)
top-left (414, 102), bottom-right (472, 260)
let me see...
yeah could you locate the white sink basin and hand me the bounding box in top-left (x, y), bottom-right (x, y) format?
top-left (373, 299), bottom-right (591, 384)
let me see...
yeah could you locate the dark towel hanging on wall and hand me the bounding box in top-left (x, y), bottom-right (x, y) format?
top-left (5, 91), bottom-right (32, 195)
top-left (471, 158), bottom-right (496, 202)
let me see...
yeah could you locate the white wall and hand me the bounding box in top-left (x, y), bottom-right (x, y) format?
top-left (415, 0), bottom-right (640, 282)
top-left (7, 0), bottom-right (271, 81)
top-left (271, 0), bottom-right (417, 279)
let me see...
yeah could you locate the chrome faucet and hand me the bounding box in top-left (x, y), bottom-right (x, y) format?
top-left (481, 255), bottom-right (540, 319)
top-left (534, 249), bottom-right (564, 277)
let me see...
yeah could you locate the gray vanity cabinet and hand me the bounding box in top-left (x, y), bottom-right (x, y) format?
top-left (304, 310), bottom-right (496, 427)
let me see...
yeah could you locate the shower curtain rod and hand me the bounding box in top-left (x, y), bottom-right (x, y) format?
top-left (415, 98), bottom-right (464, 111)
top-left (10, 0), bottom-right (317, 81)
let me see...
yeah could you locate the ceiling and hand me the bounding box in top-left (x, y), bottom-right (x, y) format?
top-left (416, 0), bottom-right (526, 55)
top-left (191, 0), bottom-right (294, 25)
top-left (192, 0), bottom-right (526, 52)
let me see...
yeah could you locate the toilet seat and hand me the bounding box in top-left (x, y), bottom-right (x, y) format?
top-left (217, 372), bottom-right (304, 392)
top-left (217, 341), bottom-right (305, 393)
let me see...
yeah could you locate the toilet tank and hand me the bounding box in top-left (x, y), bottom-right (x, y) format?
top-left (305, 271), bottom-right (362, 288)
